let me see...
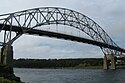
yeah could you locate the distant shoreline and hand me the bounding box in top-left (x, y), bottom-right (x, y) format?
top-left (13, 58), bottom-right (103, 69)
top-left (14, 66), bottom-right (103, 69)
top-left (13, 58), bottom-right (125, 69)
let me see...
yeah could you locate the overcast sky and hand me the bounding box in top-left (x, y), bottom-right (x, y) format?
top-left (0, 0), bottom-right (125, 59)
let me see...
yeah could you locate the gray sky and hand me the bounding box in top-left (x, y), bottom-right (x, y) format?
top-left (0, 0), bottom-right (125, 59)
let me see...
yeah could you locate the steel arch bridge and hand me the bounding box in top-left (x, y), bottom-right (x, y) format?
top-left (0, 7), bottom-right (125, 57)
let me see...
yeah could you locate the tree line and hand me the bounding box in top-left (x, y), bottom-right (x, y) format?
top-left (13, 58), bottom-right (103, 68)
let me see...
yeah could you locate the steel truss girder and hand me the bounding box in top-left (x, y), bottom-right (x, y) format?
top-left (0, 7), bottom-right (123, 56)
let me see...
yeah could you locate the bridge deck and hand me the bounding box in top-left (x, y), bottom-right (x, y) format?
top-left (0, 24), bottom-right (125, 53)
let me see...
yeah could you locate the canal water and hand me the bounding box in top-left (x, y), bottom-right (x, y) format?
top-left (14, 68), bottom-right (125, 83)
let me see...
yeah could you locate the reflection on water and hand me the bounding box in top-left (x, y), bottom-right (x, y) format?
top-left (14, 68), bottom-right (125, 83)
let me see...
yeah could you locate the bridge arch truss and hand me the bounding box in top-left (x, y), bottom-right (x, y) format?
top-left (0, 7), bottom-right (124, 56)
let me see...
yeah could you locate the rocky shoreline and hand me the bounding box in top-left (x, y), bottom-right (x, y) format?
top-left (0, 64), bottom-right (23, 83)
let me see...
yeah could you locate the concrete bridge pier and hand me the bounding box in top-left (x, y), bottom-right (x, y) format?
top-left (103, 55), bottom-right (116, 70)
top-left (103, 55), bottom-right (109, 69)
top-left (0, 45), bottom-right (13, 67)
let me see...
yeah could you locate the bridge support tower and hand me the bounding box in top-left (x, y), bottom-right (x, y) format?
top-left (0, 45), bottom-right (13, 67)
top-left (103, 55), bottom-right (116, 70)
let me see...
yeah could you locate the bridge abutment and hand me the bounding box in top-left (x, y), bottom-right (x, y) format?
top-left (103, 55), bottom-right (116, 70)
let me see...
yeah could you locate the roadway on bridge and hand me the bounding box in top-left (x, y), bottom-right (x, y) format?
top-left (0, 24), bottom-right (125, 53)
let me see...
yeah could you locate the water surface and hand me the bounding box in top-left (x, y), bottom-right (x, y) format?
top-left (14, 68), bottom-right (125, 83)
